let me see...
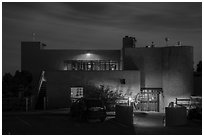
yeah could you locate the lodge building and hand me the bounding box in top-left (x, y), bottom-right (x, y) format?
top-left (21, 36), bottom-right (194, 112)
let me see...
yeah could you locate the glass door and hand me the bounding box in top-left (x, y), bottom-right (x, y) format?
top-left (138, 88), bottom-right (161, 112)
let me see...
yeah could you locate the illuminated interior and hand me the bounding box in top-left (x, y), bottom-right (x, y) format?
top-left (64, 60), bottom-right (120, 71)
top-left (137, 88), bottom-right (161, 112)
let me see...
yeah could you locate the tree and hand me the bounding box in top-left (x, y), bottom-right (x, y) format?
top-left (3, 73), bottom-right (13, 84)
top-left (196, 61), bottom-right (202, 73)
top-left (84, 84), bottom-right (124, 111)
top-left (2, 73), bottom-right (13, 97)
top-left (2, 70), bottom-right (33, 98)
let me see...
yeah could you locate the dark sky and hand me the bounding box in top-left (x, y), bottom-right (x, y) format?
top-left (2, 2), bottom-right (202, 74)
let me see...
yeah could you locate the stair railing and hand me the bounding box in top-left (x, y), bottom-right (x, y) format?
top-left (38, 70), bottom-right (46, 95)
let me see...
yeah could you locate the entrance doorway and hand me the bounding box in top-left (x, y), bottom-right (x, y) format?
top-left (137, 88), bottom-right (162, 112)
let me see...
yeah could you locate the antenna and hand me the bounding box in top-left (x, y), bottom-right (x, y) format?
top-left (133, 37), bottom-right (137, 48)
top-left (165, 37), bottom-right (169, 46)
top-left (151, 41), bottom-right (155, 47)
top-left (32, 32), bottom-right (36, 41)
top-left (177, 41), bottom-right (181, 46)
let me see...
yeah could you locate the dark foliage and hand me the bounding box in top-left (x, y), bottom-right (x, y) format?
top-left (84, 84), bottom-right (124, 111)
top-left (196, 61), bottom-right (202, 73)
top-left (2, 73), bottom-right (13, 97)
top-left (2, 70), bottom-right (33, 98)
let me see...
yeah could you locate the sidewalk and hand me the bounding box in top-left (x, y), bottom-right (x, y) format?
top-left (3, 109), bottom-right (201, 135)
top-left (3, 108), bottom-right (116, 116)
top-left (2, 108), bottom-right (70, 116)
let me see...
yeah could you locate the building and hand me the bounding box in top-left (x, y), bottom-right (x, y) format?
top-left (21, 36), bottom-right (194, 112)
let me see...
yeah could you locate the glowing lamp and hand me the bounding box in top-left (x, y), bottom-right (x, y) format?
top-left (128, 97), bottom-right (132, 106)
top-left (86, 53), bottom-right (91, 56)
top-left (128, 97), bottom-right (132, 102)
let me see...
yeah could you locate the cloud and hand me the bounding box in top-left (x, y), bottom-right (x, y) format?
top-left (3, 2), bottom-right (201, 31)
top-left (132, 3), bottom-right (201, 30)
top-left (65, 2), bottom-right (110, 14)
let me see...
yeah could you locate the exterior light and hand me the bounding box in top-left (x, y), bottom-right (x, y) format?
top-left (128, 97), bottom-right (132, 102)
top-left (86, 53), bottom-right (91, 56)
top-left (128, 97), bottom-right (133, 106)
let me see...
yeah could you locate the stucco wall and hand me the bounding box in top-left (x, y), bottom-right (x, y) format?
top-left (162, 46), bottom-right (194, 107)
top-left (21, 42), bottom-right (42, 94)
top-left (123, 48), bottom-right (162, 88)
top-left (123, 46), bottom-right (194, 111)
top-left (21, 42), bottom-right (121, 72)
top-left (46, 70), bottom-right (140, 109)
top-left (40, 49), bottom-right (121, 71)
top-left (21, 41), bottom-right (121, 94)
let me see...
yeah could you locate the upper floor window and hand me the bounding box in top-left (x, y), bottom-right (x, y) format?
top-left (64, 60), bottom-right (120, 71)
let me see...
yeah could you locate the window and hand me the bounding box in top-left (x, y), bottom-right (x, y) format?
top-left (64, 60), bottom-right (120, 71)
top-left (70, 87), bottom-right (83, 98)
top-left (87, 62), bottom-right (92, 70)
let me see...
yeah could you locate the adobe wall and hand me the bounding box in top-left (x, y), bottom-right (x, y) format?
top-left (46, 70), bottom-right (140, 109)
top-left (21, 42), bottom-right (121, 72)
top-left (21, 41), bottom-right (121, 94)
top-left (123, 48), bottom-right (162, 88)
top-left (123, 46), bottom-right (194, 112)
top-left (39, 49), bottom-right (121, 71)
top-left (21, 42), bottom-right (42, 94)
top-left (162, 46), bottom-right (194, 108)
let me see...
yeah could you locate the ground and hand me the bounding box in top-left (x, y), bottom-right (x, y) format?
top-left (2, 109), bottom-right (202, 135)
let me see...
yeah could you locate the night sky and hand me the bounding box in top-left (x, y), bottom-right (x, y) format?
top-left (2, 2), bottom-right (202, 75)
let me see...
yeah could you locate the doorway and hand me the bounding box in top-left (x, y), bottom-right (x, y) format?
top-left (138, 88), bottom-right (162, 112)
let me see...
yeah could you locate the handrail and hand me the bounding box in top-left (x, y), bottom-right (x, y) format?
top-left (38, 70), bottom-right (46, 95)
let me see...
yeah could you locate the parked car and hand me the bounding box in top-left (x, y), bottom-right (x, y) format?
top-left (70, 98), bottom-right (107, 122)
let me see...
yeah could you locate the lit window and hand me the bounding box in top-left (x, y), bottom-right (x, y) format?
top-left (70, 87), bottom-right (83, 98)
top-left (64, 60), bottom-right (120, 71)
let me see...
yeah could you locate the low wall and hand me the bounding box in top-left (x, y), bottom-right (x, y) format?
top-left (165, 107), bottom-right (187, 127)
top-left (115, 105), bottom-right (133, 126)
